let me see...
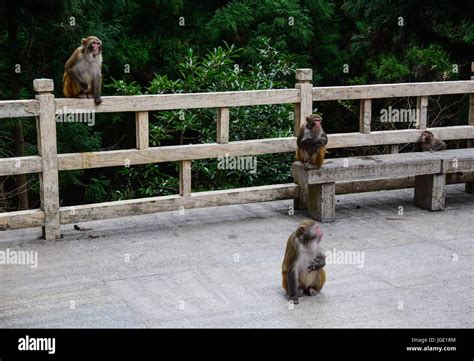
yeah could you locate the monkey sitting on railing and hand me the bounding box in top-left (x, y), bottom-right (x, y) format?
top-left (63, 36), bottom-right (103, 105)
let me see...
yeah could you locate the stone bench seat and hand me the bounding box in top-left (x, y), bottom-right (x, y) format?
top-left (292, 148), bottom-right (474, 222)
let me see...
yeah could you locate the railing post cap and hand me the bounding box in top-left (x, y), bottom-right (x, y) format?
top-left (296, 68), bottom-right (313, 81)
top-left (33, 79), bottom-right (54, 93)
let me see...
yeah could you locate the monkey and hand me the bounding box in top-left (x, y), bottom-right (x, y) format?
top-left (63, 36), bottom-right (103, 104)
top-left (296, 114), bottom-right (328, 169)
top-left (420, 130), bottom-right (446, 152)
top-left (282, 219), bottom-right (326, 304)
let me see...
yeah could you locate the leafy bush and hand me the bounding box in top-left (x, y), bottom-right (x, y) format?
top-left (107, 38), bottom-right (297, 199)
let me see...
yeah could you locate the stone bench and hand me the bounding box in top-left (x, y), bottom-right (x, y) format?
top-left (292, 149), bottom-right (474, 222)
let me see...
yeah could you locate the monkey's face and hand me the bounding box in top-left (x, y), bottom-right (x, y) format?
top-left (296, 220), bottom-right (323, 244)
top-left (312, 120), bottom-right (322, 131)
top-left (305, 119), bottom-right (321, 132)
top-left (92, 40), bottom-right (101, 54)
top-left (305, 115), bottom-right (323, 131)
top-left (420, 131), bottom-right (433, 143)
top-left (83, 36), bottom-right (102, 56)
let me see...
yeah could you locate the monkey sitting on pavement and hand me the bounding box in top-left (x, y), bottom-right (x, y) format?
top-left (282, 219), bottom-right (326, 305)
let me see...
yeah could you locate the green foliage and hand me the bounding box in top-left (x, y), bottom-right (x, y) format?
top-left (107, 39), bottom-right (296, 197)
top-left (85, 176), bottom-right (111, 203)
top-left (406, 44), bottom-right (454, 80)
top-left (361, 44), bottom-right (456, 83)
top-left (342, 0), bottom-right (472, 82)
top-left (106, 79), bottom-right (143, 95)
top-left (368, 55), bottom-right (411, 82)
top-left (114, 36), bottom-right (154, 71)
top-left (0, 0), bottom-right (472, 207)
top-left (207, 0), bottom-right (314, 51)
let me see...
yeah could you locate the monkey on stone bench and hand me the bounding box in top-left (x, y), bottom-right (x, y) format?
top-left (420, 130), bottom-right (446, 152)
top-left (296, 114), bottom-right (328, 169)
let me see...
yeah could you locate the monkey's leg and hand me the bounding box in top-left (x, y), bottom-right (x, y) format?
top-left (64, 72), bottom-right (84, 98)
top-left (314, 146), bottom-right (326, 169)
top-left (298, 150), bottom-right (309, 169)
top-left (307, 288), bottom-right (320, 296)
top-left (306, 265), bottom-right (326, 296)
top-left (68, 70), bottom-right (89, 94)
top-left (313, 269), bottom-right (326, 292)
top-left (296, 148), bottom-right (302, 162)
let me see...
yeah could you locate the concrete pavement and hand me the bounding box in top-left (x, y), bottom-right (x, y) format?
top-left (0, 184), bottom-right (473, 328)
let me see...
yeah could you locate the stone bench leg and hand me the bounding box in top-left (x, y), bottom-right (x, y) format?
top-left (414, 174), bottom-right (446, 211)
top-left (292, 163), bottom-right (308, 210)
top-left (308, 182), bottom-right (335, 222)
top-left (466, 182), bottom-right (473, 194)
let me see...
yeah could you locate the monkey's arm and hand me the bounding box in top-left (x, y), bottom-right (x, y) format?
top-left (282, 237), bottom-right (294, 275)
top-left (68, 70), bottom-right (88, 92)
top-left (319, 132), bottom-right (328, 146)
top-left (282, 237), bottom-right (299, 303)
top-left (296, 127), bottom-right (305, 148)
top-left (65, 50), bottom-right (92, 92)
top-left (64, 49), bottom-right (81, 70)
top-left (302, 132), bottom-right (328, 146)
top-left (92, 72), bottom-right (102, 104)
top-left (65, 55), bottom-right (90, 93)
top-left (282, 236), bottom-right (293, 290)
top-left (316, 132), bottom-right (328, 145)
top-left (287, 266), bottom-right (300, 304)
top-left (308, 252), bottom-right (326, 272)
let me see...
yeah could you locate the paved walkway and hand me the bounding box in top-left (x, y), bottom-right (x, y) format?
top-left (0, 184), bottom-right (473, 328)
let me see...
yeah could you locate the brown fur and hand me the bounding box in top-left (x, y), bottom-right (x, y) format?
top-left (296, 114), bottom-right (328, 169)
top-left (420, 130), bottom-right (446, 152)
top-left (282, 220), bottom-right (326, 301)
top-left (63, 36), bottom-right (103, 104)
